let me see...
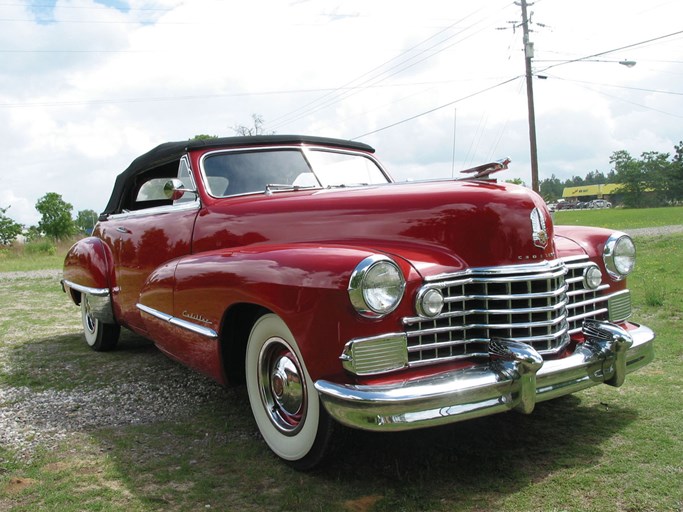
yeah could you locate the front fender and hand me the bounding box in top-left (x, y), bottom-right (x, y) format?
top-left (138, 243), bottom-right (422, 381)
top-left (554, 225), bottom-right (628, 292)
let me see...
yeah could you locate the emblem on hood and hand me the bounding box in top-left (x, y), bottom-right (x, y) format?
top-left (530, 208), bottom-right (548, 249)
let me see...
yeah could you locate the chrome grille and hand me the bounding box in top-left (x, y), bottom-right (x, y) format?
top-left (564, 258), bottom-right (610, 332)
top-left (403, 257), bottom-right (610, 367)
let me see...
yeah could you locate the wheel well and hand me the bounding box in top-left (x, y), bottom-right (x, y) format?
top-left (219, 303), bottom-right (270, 385)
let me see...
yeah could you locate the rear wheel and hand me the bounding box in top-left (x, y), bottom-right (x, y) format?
top-left (80, 294), bottom-right (120, 351)
top-left (245, 313), bottom-right (334, 470)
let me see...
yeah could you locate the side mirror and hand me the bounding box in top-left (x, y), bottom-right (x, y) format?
top-left (163, 179), bottom-right (197, 201)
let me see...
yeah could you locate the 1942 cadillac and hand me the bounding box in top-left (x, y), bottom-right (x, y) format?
top-left (62, 135), bottom-right (654, 469)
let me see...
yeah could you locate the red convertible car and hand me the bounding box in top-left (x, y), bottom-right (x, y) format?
top-left (62, 135), bottom-right (654, 469)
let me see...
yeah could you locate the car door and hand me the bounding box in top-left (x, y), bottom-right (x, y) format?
top-left (100, 156), bottom-right (199, 333)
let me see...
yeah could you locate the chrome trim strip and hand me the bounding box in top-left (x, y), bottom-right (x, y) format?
top-left (424, 259), bottom-right (567, 283)
top-left (566, 283), bottom-right (609, 296)
top-left (107, 201), bottom-right (200, 220)
top-left (62, 279), bottom-right (110, 297)
top-left (566, 295), bottom-right (609, 310)
top-left (136, 303), bottom-right (218, 339)
top-left (315, 323), bottom-right (654, 432)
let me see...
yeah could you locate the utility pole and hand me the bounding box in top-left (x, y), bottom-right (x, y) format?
top-left (519, 0), bottom-right (539, 192)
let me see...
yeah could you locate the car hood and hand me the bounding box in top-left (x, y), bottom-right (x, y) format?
top-left (193, 180), bottom-right (555, 277)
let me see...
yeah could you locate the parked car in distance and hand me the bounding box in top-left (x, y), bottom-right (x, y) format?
top-left (590, 199), bottom-right (613, 208)
top-left (62, 135), bottom-right (654, 469)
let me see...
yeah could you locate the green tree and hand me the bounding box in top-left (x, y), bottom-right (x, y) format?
top-left (584, 170), bottom-right (607, 185)
top-left (640, 151), bottom-right (671, 205)
top-left (190, 134), bottom-right (218, 141)
top-left (540, 174), bottom-right (563, 201)
top-left (35, 192), bottom-right (75, 240)
top-left (611, 150), bottom-right (647, 208)
top-left (505, 178), bottom-right (525, 186)
top-left (669, 141), bottom-right (683, 203)
top-left (75, 209), bottom-right (99, 235)
top-left (0, 205), bottom-right (22, 245)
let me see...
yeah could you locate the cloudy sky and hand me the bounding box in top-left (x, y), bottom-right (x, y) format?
top-left (2, 0), bottom-right (682, 225)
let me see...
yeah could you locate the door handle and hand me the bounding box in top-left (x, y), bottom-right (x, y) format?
top-left (116, 226), bottom-right (132, 234)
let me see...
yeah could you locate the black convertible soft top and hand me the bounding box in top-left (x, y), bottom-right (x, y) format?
top-left (101, 135), bottom-right (375, 217)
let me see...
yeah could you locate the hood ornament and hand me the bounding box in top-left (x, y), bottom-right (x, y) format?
top-left (460, 157), bottom-right (511, 179)
top-left (530, 208), bottom-right (548, 248)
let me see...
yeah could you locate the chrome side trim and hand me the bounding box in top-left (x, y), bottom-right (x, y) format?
top-left (315, 322), bottom-right (654, 432)
top-left (136, 303), bottom-right (218, 339)
top-left (61, 279), bottom-right (110, 297)
top-left (107, 200), bottom-right (200, 220)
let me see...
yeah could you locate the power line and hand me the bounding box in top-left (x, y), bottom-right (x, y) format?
top-left (0, 79), bottom-right (496, 109)
top-left (544, 75), bottom-right (683, 96)
top-left (269, 2), bottom-right (513, 131)
top-left (536, 29), bottom-right (683, 74)
top-left (352, 75), bottom-right (522, 139)
top-left (563, 79), bottom-right (683, 119)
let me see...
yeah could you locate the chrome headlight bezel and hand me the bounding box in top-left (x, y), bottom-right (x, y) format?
top-left (603, 233), bottom-right (636, 281)
top-left (348, 255), bottom-right (406, 318)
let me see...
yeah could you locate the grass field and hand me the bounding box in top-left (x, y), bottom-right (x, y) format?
top-left (554, 205), bottom-right (683, 229)
top-left (1, 208), bottom-right (681, 511)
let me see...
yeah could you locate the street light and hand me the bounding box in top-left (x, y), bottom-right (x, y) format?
top-left (524, 54), bottom-right (636, 192)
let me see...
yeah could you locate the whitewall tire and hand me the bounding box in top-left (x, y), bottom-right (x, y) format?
top-left (245, 313), bottom-right (333, 470)
top-left (80, 294), bottom-right (120, 352)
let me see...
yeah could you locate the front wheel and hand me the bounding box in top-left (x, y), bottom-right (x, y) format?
top-left (245, 313), bottom-right (334, 470)
top-left (80, 294), bottom-right (120, 351)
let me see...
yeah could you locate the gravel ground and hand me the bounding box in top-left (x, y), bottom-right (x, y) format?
top-left (0, 373), bottom-right (225, 461)
top-left (621, 224), bottom-right (683, 237)
top-left (2, 224), bottom-right (680, 461)
top-left (0, 268), bottom-right (227, 461)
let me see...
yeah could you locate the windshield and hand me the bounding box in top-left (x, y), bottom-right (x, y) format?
top-left (305, 149), bottom-right (389, 187)
top-left (201, 147), bottom-right (389, 197)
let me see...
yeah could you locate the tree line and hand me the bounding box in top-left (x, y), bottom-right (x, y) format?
top-left (0, 193), bottom-right (96, 245)
top-left (540, 142), bottom-right (683, 208)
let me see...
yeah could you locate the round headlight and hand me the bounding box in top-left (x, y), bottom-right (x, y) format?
top-left (584, 265), bottom-right (603, 290)
top-left (603, 233), bottom-right (636, 280)
top-left (348, 256), bottom-right (405, 317)
top-left (416, 287), bottom-right (444, 317)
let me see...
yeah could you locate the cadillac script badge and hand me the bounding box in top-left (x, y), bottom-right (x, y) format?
top-left (530, 207), bottom-right (548, 248)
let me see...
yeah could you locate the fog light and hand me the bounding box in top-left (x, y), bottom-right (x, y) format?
top-left (416, 287), bottom-right (444, 318)
top-left (584, 265), bottom-right (602, 289)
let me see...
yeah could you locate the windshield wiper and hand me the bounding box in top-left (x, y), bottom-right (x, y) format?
top-left (264, 183), bottom-right (317, 195)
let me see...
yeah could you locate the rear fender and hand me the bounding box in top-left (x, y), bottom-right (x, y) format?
top-left (62, 237), bottom-right (116, 323)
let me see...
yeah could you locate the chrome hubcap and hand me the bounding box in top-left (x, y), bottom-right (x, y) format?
top-left (258, 338), bottom-right (306, 435)
top-left (83, 296), bottom-right (96, 334)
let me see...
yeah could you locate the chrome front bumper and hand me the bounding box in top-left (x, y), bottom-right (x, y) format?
top-left (314, 321), bottom-right (654, 431)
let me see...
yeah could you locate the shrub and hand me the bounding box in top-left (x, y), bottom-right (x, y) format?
top-left (24, 239), bottom-right (57, 256)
